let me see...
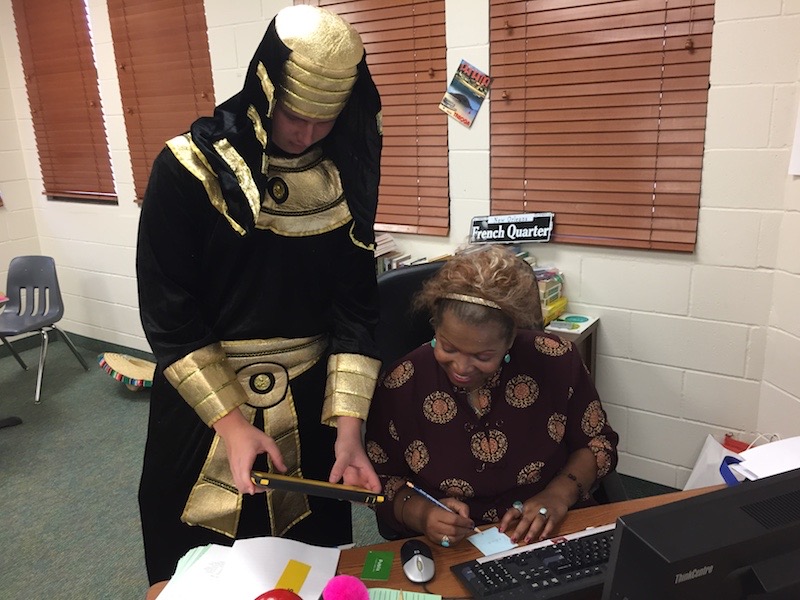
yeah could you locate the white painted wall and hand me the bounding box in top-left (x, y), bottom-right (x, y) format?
top-left (0, 4), bottom-right (39, 269)
top-left (0, 0), bottom-right (798, 487)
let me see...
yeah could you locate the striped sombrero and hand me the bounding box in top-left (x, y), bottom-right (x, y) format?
top-left (97, 352), bottom-right (156, 391)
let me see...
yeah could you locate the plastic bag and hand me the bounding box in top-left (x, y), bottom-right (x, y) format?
top-left (684, 434), bottom-right (742, 490)
top-left (684, 432), bottom-right (781, 490)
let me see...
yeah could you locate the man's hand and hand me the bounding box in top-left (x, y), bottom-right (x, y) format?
top-left (213, 409), bottom-right (286, 494)
top-left (329, 416), bottom-right (381, 492)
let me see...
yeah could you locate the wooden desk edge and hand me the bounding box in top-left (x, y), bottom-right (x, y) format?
top-left (336, 485), bottom-right (723, 596)
top-left (145, 581), bottom-right (167, 600)
top-left (145, 485), bottom-right (723, 599)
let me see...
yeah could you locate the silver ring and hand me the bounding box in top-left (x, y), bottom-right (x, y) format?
top-left (512, 501), bottom-right (524, 514)
top-left (538, 506), bottom-right (549, 519)
top-left (441, 534), bottom-right (450, 548)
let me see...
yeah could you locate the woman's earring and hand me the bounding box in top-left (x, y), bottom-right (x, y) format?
top-left (430, 338), bottom-right (437, 348)
top-left (504, 352), bottom-right (511, 364)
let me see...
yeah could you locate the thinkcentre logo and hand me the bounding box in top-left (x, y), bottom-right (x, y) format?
top-left (675, 565), bottom-right (714, 584)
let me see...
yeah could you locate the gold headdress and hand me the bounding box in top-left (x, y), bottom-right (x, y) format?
top-left (275, 5), bottom-right (364, 120)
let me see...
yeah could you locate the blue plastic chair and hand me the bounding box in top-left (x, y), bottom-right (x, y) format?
top-left (0, 256), bottom-right (89, 403)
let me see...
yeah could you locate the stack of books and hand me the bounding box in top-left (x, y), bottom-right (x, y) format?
top-left (374, 233), bottom-right (403, 275)
top-left (534, 267), bottom-right (567, 325)
top-left (374, 233), bottom-right (447, 275)
top-left (374, 232), bottom-right (397, 257)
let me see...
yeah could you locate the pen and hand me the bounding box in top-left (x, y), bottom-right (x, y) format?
top-left (406, 481), bottom-right (481, 533)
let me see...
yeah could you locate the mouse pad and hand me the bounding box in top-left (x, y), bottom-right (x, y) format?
top-left (361, 550), bottom-right (394, 580)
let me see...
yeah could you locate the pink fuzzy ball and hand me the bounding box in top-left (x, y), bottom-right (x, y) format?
top-left (322, 574), bottom-right (370, 600)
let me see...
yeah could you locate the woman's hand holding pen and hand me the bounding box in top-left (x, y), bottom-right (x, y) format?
top-left (425, 496), bottom-right (477, 547)
top-left (401, 494), bottom-right (477, 547)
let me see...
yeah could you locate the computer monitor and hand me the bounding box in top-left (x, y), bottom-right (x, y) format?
top-left (601, 468), bottom-right (800, 600)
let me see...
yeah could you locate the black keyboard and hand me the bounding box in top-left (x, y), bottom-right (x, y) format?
top-left (451, 523), bottom-right (615, 599)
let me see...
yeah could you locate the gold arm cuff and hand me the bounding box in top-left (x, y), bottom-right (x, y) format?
top-left (164, 343), bottom-right (248, 426)
top-left (322, 353), bottom-right (381, 426)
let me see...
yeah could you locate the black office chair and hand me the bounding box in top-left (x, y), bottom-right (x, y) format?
top-left (0, 255), bottom-right (89, 403)
top-left (375, 261), bottom-right (443, 374)
top-left (592, 470), bottom-right (627, 504)
top-left (373, 262), bottom-right (443, 539)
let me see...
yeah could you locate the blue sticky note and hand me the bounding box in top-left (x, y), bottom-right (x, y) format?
top-left (467, 526), bottom-right (517, 556)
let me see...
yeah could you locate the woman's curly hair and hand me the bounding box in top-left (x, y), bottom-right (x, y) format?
top-left (414, 245), bottom-right (543, 341)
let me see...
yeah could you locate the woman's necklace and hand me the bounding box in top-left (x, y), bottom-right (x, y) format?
top-left (466, 388), bottom-right (480, 410)
top-left (459, 385), bottom-right (490, 416)
top-left (452, 368), bottom-right (501, 417)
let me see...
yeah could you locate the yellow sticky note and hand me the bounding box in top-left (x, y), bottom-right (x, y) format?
top-left (275, 559), bottom-right (311, 593)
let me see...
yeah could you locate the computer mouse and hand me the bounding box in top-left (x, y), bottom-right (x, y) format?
top-left (400, 539), bottom-right (435, 583)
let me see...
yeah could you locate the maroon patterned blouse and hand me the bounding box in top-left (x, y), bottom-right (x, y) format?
top-left (365, 329), bottom-right (618, 534)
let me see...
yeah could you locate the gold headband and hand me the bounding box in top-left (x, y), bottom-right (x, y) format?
top-left (441, 293), bottom-right (502, 310)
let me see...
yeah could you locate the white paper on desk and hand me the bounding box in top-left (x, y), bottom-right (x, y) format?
top-left (467, 526), bottom-right (516, 556)
top-left (222, 536), bottom-right (340, 600)
top-left (369, 589), bottom-right (441, 599)
top-left (728, 435), bottom-right (800, 480)
top-left (156, 544), bottom-right (231, 599)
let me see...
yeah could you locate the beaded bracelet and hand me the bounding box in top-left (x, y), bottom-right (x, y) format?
top-left (559, 471), bottom-right (586, 501)
top-left (399, 491), bottom-right (415, 526)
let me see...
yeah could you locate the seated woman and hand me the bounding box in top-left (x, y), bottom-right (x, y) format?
top-left (365, 245), bottom-right (618, 548)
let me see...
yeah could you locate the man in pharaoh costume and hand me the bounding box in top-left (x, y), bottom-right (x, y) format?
top-left (136, 5), bottom-right (383, 584)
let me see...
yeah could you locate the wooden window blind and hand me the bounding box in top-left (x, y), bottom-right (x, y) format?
top-left (12, 0), bottom-right (116, 202)
top-left (303, 0), bottom-right (450, 236)
top-left (490, 0), bottom-right (715, 252)
top-left (108, 0), bottom-right (215, 205)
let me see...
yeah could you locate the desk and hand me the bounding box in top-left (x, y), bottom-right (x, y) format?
top-left (146, 486), bottom-right (719, 599)
top-left (546, 317), bottom-right (599, 381)
top-left (338, 486), bottom-right (717, 597)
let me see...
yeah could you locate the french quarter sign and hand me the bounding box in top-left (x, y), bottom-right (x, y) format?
top-left (469, 213), bottom-right (554, 244)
